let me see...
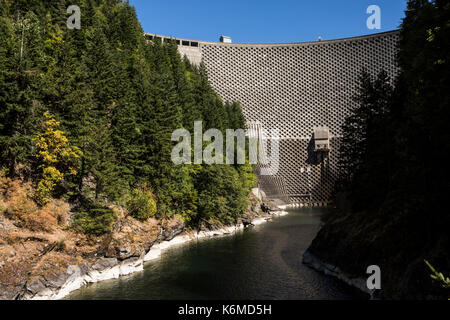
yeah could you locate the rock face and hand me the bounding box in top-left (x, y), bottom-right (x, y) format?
top-left (20, 219), bottom-right (190, 300)
top-left (157, 219), bottom-right (186, 243)
top-left (303, 250), bottom-right (372, 298)
top-left (0, 196), bottom-right (265, 300)
top-left (105, 217), bottom-right (163, 260)
top-left (303, 210), bottom-right (449, 300)
top-left (0, 212), bottom-right (177, 300)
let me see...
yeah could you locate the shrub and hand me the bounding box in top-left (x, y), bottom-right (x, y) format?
top-left (0, 200), bottom-right (5, 215)
top-left (425, 260), bottom-right (450, 290)
top-left (0, 171), bottom-right (9, 215)
top-left (44, 199), bottom-right (70, 226)
top-left (23, 199), bottom-right (70, 232)
top-left (194, 165), bottom-right (249, 228)
top-left (126, 185), bottom-right (157, 221)
top-left (238, 162), bottom-right (258, 192)
top-left (72, 201), bottom-right (116, 236)
top-left (0, 169), bottom-right (11, 195)
top-left (3, 179), bottom-right (64, 232)
top-left (6, 180), bottom-right (39, 219)
top-left (55, 240), bottom-right (66, 252)
top-left (24, 207), bottom-right (58, 232)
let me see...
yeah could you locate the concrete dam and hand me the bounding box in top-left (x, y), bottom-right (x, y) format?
top-left (145, 31), bottom-right (400, 205)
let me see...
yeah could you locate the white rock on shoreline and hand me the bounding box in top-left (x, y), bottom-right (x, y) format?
top-left (28, 210), bottom-right (288, 300)
top-left (302, 251), bottom-right (373, 298)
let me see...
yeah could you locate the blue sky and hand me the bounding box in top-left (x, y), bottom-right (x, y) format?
top-left (129, 0), bottom-right (407, 43)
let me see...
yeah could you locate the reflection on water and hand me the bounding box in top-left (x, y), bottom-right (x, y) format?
top-left (67, 208), bottom-right (359, 300)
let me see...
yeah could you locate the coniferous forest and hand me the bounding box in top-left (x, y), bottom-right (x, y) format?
top-left (307, 0), bottom-right (450, 299)
top-left (0, 0), bottom-right (256, 233)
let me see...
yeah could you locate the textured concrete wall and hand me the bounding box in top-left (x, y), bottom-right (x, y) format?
top-left (178, 46), bottom-right (203, 65)
top-left (144, 33), bottom-right (204, 65)
top-left (148, 31), bottom-right (400, 204)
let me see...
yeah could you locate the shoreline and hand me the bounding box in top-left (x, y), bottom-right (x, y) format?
top-left (302, 250), bottom-right (373, 299)
top-left (26, 210), bottom-right (289, 300)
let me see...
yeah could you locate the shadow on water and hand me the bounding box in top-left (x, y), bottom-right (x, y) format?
top-left (67, 207), bottom-right (364, 300)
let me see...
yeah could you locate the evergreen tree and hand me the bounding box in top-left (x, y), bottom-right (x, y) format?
top-left (338, 70), bottom-right (394, 212)
top-left (0, 9), bottom-right (44, 177)
top-left (0, 0), bottom-right (256, 231)
top-left (327, 1), bottom-right (449, 298)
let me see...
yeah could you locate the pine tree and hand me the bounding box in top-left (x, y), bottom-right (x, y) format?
top-left (0, 0), bottom-right (256, 230)
top-left (337, 70), bottom-right (394, 211)
top-left (0, 9), bottom-right (44, 177)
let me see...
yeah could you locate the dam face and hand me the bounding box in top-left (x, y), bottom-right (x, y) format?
top-left (145, 31), bottom-right (400, 204)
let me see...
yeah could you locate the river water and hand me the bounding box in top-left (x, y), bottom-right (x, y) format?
top-left (67, 208), bottom-right (358, 300)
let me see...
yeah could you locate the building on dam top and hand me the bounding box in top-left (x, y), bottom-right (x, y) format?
top-left (144, 31), bottom-right (400, 205)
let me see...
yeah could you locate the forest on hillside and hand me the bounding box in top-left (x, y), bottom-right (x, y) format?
top-left (308, 0), bottom-right (450, 299)
top-left (0, 0), bottom-right (257, 234)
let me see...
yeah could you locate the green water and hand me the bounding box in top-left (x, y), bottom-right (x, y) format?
top-left (67, 208), bottom-right (357, 300)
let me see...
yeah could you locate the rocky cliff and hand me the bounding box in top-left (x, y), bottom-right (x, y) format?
top-left (0, 196), bottom-right (265, 300)
top-left (303, 208), bottom-right (449, 300)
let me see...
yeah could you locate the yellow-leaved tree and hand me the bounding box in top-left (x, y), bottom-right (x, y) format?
top-left (33, 112), bottom-right (82, 205)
